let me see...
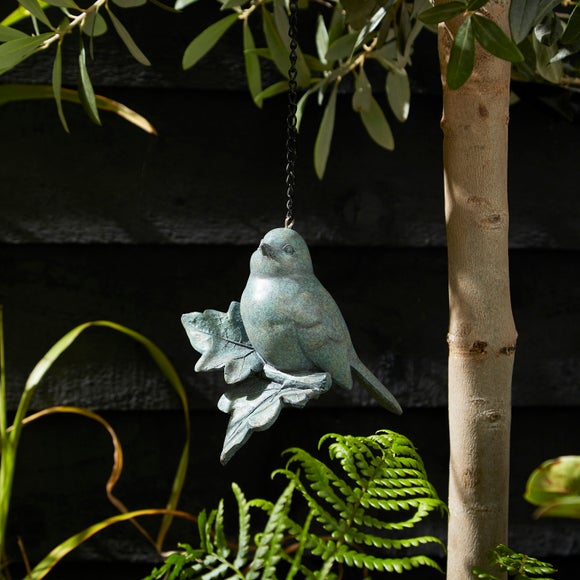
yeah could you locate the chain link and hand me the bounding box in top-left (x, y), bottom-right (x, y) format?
top-left (284, 0), bottom-right (298, 229)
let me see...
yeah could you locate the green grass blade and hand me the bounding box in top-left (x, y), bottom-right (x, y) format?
top-left (15, 320), bottom-right (189, 552)
top-left (29, 509), bottom-right (197, 579)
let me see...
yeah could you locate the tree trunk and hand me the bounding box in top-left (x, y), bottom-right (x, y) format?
top-left (437, 1), bottom-right (518, 577)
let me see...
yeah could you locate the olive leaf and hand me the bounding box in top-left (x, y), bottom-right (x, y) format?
top-left (418, 1), bottom-right (466, 26)
top-left (314, 82), bottom-right (338, 179)
top-left (0, 25), bottom-right (28, 42)
top-left (78, 40), bottom-right (101, 125)
top-left (447, 16), bottom-right (475, 90)
top-left (352, 67), bottom-right (372, 113)
top-left (17, 0), bottom-right (53, 28)
top-left (0, 32), bottom-right (53, 72)
top-left (471, 14), bottom-right (524, 62)
top-left (243, 19), bottom-right (262, 107)
top-left (106, 7), bottom-right (151, 66)
top-left (183, 12), bottom-right (238, 69)
top-left (360, 96), bottom-right (394, 150)
top-left (386, 66), bottom-right (410, 122)
top-left (218, 365), bottom-right (331, 464)
top-left (52, 41), bottom-right (69, 132)
top-left (181, 301), bottom-right (262, 385)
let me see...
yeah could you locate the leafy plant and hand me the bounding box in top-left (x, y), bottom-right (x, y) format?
top-left (179, 0), bottom-right (430, 177)
top-left (525, 455), bottom-right (580, 519)
top-left (146, 429), bottom-right (447, 579)
top-left (0, 0), bottom-right (160, 132)
top-left (0, 308), bottom-right (193, 579)
top-left (472, 544), bottom-right (557, 580)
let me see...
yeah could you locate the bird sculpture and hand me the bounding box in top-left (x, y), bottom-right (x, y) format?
top-left (240, 227), bottom-right (402, 415)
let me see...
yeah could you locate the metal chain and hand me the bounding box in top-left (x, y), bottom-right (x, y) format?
top-left (284, 0), bottom-right (298, 229)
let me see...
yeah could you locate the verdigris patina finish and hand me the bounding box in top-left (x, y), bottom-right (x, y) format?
top-left (182, 228), bottom-right (402, 463)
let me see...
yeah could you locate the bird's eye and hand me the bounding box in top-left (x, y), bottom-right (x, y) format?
top-left (282, 244), bottom-right (295, 255)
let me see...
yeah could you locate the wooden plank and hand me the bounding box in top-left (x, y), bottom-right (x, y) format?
top-left (0, 92), bottom-right (578, 248)
top-left (1, 246), bottom-right (578, 410)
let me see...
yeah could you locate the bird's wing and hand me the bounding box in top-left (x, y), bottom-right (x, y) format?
top-left (292, 287), bottom-right (354, 389)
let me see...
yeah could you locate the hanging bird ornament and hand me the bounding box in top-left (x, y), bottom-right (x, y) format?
top-left (180, 0), bottom-right (400, 463)
top-left (182, 227), bottom-right (402, 463)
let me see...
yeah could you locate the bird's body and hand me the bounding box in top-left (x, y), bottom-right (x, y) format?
top-left (240, 228), bottom-right (402, 415)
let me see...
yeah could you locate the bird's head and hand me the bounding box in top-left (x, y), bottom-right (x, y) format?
top-left (249, 227), bottom-right (314, 277)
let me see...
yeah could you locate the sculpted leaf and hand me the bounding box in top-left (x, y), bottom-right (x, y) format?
top-left (217, 365), bottom-right (331, 464)
top-left (182, 301), bottom-right (262, 384)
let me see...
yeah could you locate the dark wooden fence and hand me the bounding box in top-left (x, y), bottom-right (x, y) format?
top-left (1, 3), bottom-right (579, 577)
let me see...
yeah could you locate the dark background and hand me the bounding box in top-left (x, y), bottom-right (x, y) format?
top-left (1, 2), bottom-right (579, 577)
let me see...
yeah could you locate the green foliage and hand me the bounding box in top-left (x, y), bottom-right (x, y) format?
top-left (525, 455), bottom-right (580, 519)
top-left (0, 311), bottom-right (192, 578)
top-left (146, 430), bottom-right (447, 579)
top-left (178, 0), bottom-right (428, 177)
top-left (0, 0), bottom-right (157, 131)
top-left (472, 544), bottom-right (557, 579)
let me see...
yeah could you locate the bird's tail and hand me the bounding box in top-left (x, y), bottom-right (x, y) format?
top-left (351, 359), bottom-right (403, 415)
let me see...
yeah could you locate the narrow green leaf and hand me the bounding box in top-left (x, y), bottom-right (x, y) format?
top-left (43, 0), bottom-right (79, 8)
top-left (243, 20), bottom-right (263, 107)
top-left (360, 96), bottom-right (394, 150)
top-left (84, 11), bottom-right (108, 38)
top-left (315, 14), bottom-right (329, 64)
top-left (262, 6), bottom-right (290, 78)
top-left (52, 42), bottom-right (69, 132)
top-left (0, 25), bottom-right (29, 41)
top-left (16, 0), bottom-right (53, 28)
top-left (29, 509), bottom-right (197, 579)
top-left (326, 31), bottom-right (358, 62)
top-left (562, 5), bottom-right (580, 45)
top-left (472, 14), bottom-right (524, 62)
top-left (352, 67), bottom-right (371, 113)
top-left (328, 2), bottom-right (346, 45)
top-left (182, 13), bottom-right (237, 69)
top-left (314, 83), bottom-right (338, 179)
top-left (106, 8), bottom-right (151, 66)
top-left (0, 84), bottom-right (157, 134)
top-left (77, 42), bottom-right (101, 126)
top-left (254, 80), bottom-right (289, 102)
top-left (0, 32), bottom-right (53, 72)
top-left (386, 67), bottom-right (410, 122)
top-left (418, 1), bottom-right (466, 26)
top-left (112, 0), bottom-right (148, 7)
top-left (447, 17), bottom-right (475, 89)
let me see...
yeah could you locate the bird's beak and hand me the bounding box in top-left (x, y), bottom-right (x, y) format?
top-left (260, 242), bottom-right (276, 259)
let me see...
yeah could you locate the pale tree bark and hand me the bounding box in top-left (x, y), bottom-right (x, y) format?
top-left (437, 1), bottom-right (518, 577)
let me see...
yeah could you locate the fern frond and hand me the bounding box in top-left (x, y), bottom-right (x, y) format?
top-left (246, 480), bottom-right (294, 580)
top-left (231, 483), bottom-right (250, 570)
top-left (146, 430), bottom-right (446, 579)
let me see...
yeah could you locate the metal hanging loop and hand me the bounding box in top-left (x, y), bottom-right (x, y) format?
top-left (284, 0), bottom-right (298, 229)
